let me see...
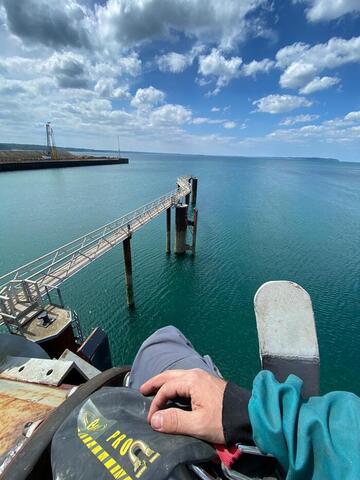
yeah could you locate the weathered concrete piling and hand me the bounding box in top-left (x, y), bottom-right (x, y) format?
top-left (191, 208), bottom-right (198, 254)
top-left (191, 178), bottom-right (198, 204)
top-left (166, 207), bottom-right (171, 254)
top-left (175, 204), bottom-right (188, 255)
top-left (122, 236), bottom-right (134, 307)
top-left (184, 207), bottom-right (198, 255)
top-left (173, 177), bottom-right (198, 255)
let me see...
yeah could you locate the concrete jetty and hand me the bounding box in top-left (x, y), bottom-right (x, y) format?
top-left (0, 156), bottom-right (129, 172)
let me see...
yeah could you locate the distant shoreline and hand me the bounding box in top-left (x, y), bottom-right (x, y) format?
top-left (0, 142), bottom-right (343, 164)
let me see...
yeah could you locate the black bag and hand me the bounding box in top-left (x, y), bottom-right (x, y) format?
top-left (51, 387), bottom-right (216, 480)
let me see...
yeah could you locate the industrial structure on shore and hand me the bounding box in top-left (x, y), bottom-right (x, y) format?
top-left (0, 123), bottom-right (129, 171)
top-left (45, 122), bottom-right (58, 160)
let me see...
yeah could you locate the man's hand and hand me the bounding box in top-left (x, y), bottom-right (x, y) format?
top-left (140, 368), bottom-right (227, 444)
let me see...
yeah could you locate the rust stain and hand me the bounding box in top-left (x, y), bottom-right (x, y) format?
top-left (0, 394), bottom-right (52, 456)
top-left (0, 378), bottom-right (68, 407)
top-left (0, 379), bottom-right (68, 458)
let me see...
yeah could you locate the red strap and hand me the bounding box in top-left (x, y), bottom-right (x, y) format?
top-left (214, 444), bottom-right (242, 468)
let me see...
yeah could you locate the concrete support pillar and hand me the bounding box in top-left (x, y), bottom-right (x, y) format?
top-left (255, 281), bottom-right (320, 397)
top-left (191, 178), bottom-right (198, 205)
top-left (185, 178), bottom-right (191, 204)
top-left (175, 204), bottom-right (188, 255)
top-left (191, 208), bottom-right (198, 255)
top-left (166, 207), bottom-right (171, 254)
top-left (122, 236), bottom-right (134, 307)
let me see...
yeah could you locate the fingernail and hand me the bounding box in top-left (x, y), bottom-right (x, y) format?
top-left (151, 413), bottom-right (163, 430)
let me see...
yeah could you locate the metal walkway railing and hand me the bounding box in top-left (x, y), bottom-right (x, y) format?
top-left (0, 175), bottom-right (192, 328)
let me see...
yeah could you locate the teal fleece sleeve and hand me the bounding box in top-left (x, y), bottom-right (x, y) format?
top-left (249, 371), bottom-right (360, 480)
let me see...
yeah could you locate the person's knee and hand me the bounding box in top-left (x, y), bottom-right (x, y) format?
top-left (151, 325), bottom-right (182, 337)
top-left (143, 325), bottom-right (188, 347)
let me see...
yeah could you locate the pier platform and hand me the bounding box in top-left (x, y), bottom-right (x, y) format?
top-left (21, 305), bottom-right (73, 343)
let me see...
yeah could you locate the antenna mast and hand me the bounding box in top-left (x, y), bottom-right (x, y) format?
top-left (117, 135), bottom-right (121, 158)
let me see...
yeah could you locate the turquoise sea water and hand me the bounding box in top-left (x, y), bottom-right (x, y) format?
top-left (0, 153), bottom-right (359, 394)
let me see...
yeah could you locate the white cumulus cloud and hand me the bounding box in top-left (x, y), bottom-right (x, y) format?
top-left (0, 0), bottom-right (91, 49)
top-left (277, 36), bottom-right (360, 90)
top-left (150, 104), bottom-right (192, 125)
top-left (265, 112), bottom-right (360, 146)
top-left (157, 45), bottom-right (204, 73)
top-left (198, 49), bottom-right (275, 93)
top-left (198, 48), bottom-right (242, 94)
top-left (300, 76), bottom-right (340, 95)
top-left (279, 114), bottom-right (320, 126)
top-left (302, 0), bottom-right (360, 22)
top-left (114, 54), bottom-right (142, 77)
top-left (95, 0), bottom-right (268, 51)
top-left (157, 52), bottom-right (193, 73)
top-left (192, 117), bottom-right (225, 125)
top-left (345, 111), bottom-right (360, 121)
top-left (94, 78), bottom-right (130, 98)
top-left (131, 86), bottom-right (165, 109)
top-left (0, 0), bottom-right (272, 59)
top-left (279, 61), bottom-right (317, 89)
top-left (242, 58), bottom-right (275, 76)
top-left (0, 75), bottom-right (27, 94)
top-left (253, 94), bottom-right (313, 114)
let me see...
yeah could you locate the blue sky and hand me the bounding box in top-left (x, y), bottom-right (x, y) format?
top-left (0, 0), bottom-right (360, 161)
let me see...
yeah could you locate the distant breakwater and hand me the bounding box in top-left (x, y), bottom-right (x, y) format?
top-left (0, 157), bottom-right (129, 172)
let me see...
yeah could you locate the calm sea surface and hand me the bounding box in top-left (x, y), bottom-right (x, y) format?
top-left (0, 153), bottom-right (359, 394)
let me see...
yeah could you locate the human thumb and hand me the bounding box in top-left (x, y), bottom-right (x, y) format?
top-left (150, 408), bottom-right (194, 436)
